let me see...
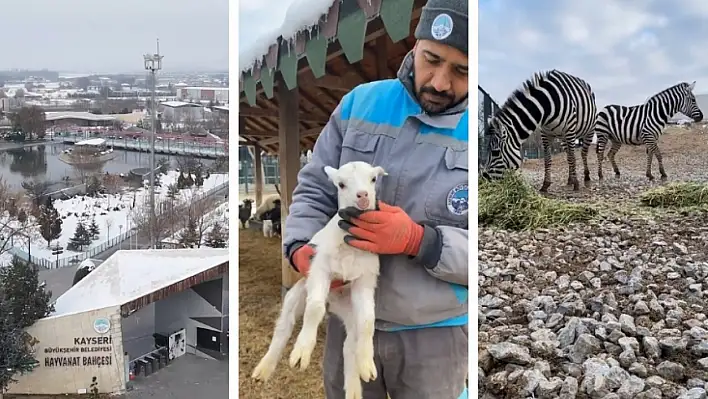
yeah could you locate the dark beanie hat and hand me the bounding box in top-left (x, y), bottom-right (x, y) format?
top-left (414, 0), bottom-right (468, 56)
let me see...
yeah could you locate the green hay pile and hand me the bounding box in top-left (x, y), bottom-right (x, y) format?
top-left (640, 182), bottom-right (708, 208)
top-left (479, 172), bottom-right (597, 230)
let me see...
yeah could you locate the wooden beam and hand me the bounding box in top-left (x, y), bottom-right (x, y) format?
top-left (376, 35), bottom-right (391, 79)
top-left (259, 127), bottom-right (323, 146)
top-left (301, 73), bottom-right (363, 92)
top-left (240, 105), bottom-right (329, 123)
top-left (253, 142), bottom-right (263, 207)
top-left (278, 76), bottom-right (304, 291)
top-left (241, 5), bottom-right (424, 100)
top-left (242, 130), bottom-right (278, 138)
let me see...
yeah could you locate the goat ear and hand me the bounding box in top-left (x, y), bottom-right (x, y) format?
top-left (323, 166), bottom-right (337, 181)
top-left (374, 166), bottom-right (388, 176)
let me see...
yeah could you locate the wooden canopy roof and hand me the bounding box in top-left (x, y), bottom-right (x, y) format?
top-left (238, 0), bottom-right (426, 153)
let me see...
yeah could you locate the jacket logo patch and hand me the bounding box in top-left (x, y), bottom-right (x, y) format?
top-left (447, 183), bottom-right (468, 216)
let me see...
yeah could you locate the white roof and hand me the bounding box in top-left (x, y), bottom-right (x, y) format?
top-left (160, 100), bottom-right (203, 108)
top-left (45, 111), bottom-right (116, 122)
top-left (51, 248), bottom-right (229, 317)
top-left (179, 86), bottom-right (229, 91)
top-left (75, 138), bottom-right (106, 146)
top-left (239, 0), bottom-right (337, 72)
top-left (213, 105), bottom-right (229, 112)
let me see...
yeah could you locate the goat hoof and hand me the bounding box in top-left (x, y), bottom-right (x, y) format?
top-left (289, 340), bottom-right (314, 370)
top-left (355, 346), bottom-right (377, 382)
top-left (252, 355), bottom-right (277, 381)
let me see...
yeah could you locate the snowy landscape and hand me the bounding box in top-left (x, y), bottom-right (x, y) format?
top-left (164, 201), bottom-right (229, 248)
top-left (4, 170), bottom-right (228, 266)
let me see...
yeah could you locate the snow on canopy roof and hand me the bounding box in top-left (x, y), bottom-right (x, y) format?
top-left (78, 258), bottom-right (96, 271)
top-left (50, 248), bottom-right (229, 318)
top-left (239, 0), bottom-right (338, 73)
top-left (75, 138), bottom-right (106, 146)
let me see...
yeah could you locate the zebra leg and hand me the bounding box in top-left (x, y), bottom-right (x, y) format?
top-left (607, 140), bottom-right (622, 178)
top-left (654, 145), bottom-right (667, 180)
top-left (564, 139), bottom-right (580, 191)
top-left (645, 146), bottom-right (654, 181)
top-left (540, 137), bottom-right (552, 192)
top-left (596, 134), bottom-right (607, 180)
top-left (581, 138), bottom-right (591, 183)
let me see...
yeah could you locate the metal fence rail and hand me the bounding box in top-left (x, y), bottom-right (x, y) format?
top-left (9, 181), bottom-right (229, 269)
top-left (60, 134), bottom-right (227, 158)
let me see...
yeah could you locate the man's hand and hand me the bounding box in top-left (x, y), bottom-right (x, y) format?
top-left (337, 201), bottom-right (424, 256)
top-left (291, 244), bottom-right (344, 289)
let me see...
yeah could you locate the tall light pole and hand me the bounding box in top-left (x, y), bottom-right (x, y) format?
top-left (144, 39), bottom-right (163, 249)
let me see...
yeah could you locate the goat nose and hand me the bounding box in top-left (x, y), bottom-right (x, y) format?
top-left (356, 191), bottom-right (368, 198)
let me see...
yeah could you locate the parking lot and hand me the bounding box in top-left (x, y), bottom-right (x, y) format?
top-left (126, 354), bottom-right (228, 399)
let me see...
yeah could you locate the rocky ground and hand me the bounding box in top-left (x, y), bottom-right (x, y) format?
top-left (479, 127), bottom-right (708, 398)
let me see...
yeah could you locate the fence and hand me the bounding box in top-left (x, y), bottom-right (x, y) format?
top-left (478, 85), bottom-right (564, 162)
top-left (9, 180), bottom-right (229, 269)
top-left (59, 133), bottom-right (227, 158)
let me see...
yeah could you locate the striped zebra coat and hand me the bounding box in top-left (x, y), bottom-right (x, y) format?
top-left (595, 82), bottom-right (703, 181)
top-left (480, 69), bottom-right (598, 192)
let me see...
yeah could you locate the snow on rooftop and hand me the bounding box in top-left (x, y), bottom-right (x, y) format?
top-left (161, 100), bottom-right (202, 108)
top-left (75, 138), bottom-right (106, 146)
top-left (45, 111), bottom-right (116, 122)
top-left (50, 248), bottom-right (229, 318)
top-left (239, 0), bottom-right (338, 73)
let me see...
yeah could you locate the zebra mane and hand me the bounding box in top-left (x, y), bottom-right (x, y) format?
top-left (497, 69), bottom-right (558, 115)
top-left (647, 82), bottom-right (690, 102)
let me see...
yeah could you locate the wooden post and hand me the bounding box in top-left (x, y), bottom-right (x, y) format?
top-left (278, 76), bottom-right (303, 292)
top-left (376, 35), bottom-right (389, 80)
top-left (253, 143), bottom-right (263, 206)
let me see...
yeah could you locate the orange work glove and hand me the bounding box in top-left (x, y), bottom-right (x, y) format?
top-left (337, 201), bottom-right (424, 256)
top-left (291, 244), bottom-right (344, 289)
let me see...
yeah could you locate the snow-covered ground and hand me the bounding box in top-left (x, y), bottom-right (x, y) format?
top-left (15, 170), bottom-right (228, 263)
top-left (164, 201), bottom-right (229, 247)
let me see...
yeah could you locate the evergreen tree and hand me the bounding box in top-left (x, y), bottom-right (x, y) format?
top-left (68, 222), bottom-right (91, 251)
top-left (88, 218), bottom-right (100, 239)
top-left (38, 204), bottom-right (62, 247)
top-left (205, 222), bottom-right (227, 248)
top-left (178, 217), bottom-right (199, 248)
top-left (194, 169), bottom-right (204, 187)
top-left (0, 256), bottom-right (54, 328)
top-left (184, 173), bottom-right (194, 187)
top-left (0, 257), bottom-right (53, 391)
top-left (177, 172), bottom-right (186, 189)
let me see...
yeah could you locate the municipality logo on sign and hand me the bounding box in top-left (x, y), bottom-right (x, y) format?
top-left (93, 317), bottom-right (111, 334)
top-left (431, 13), bottom-right (454, 40)
top-left (447, 183), bottom-right (468, 216)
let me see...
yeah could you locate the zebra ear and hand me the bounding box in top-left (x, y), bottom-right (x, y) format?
top-left (689, 81), bottom-right (696, 91)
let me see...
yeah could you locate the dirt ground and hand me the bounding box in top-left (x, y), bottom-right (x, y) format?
top-left (238, 228), bottom-right (327, 399)
top-left (520, 125), bottom-right (708, 203)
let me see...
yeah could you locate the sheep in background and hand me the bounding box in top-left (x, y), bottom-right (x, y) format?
top-left (239, 198), bottom-right (254, 229)
top-left (262, 219), bottom-right (274, 238)
top-left (262, 199), bottom-right (282, 237)
top-left (252, 161), bottom-right (387, 399)
top-left (253, 194), bottom-right (280, 221)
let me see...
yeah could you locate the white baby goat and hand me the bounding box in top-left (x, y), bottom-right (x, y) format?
top-left (252, 161), bottom-right (387, 399)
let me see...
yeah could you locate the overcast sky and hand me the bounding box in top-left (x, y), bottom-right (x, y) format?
top-left (238, 0), bottom-right (294, 70)
top-left (480, 0), bottom-right (708, 108)
top-left (2, 0), bottom-right (227, 74)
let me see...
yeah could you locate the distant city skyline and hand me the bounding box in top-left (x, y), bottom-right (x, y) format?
top-left (1, 0), bottom-right (227, 73)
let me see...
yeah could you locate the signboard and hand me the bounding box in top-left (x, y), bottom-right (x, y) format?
top-left (42, 318), bottom-right (114, 368)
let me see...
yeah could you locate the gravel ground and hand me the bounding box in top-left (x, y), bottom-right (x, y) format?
top-left (479, 126), bottom-right (708, 398)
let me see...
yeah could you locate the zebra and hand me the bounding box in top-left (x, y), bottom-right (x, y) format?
top-left (480, 69), bottom-right (598, 192)
top-left (595, 81), bottom-right (703, 181)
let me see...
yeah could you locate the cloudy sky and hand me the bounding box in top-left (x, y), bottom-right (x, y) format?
top-left (2, 0), bottom-right (227, 73)
top-left (479, 0), bottom-right (708, 108)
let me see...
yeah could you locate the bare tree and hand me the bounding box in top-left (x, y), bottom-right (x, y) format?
top-left (0, 178), bottom-right (39, 259)
top-left (182, 112), bottom-right (201, 134)
top-left (130, 195), bottom-right (179, 248)
top-left (177, 190), bottom-right (217, 248)
top-left (11, 105), bottom-right (46, 139)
